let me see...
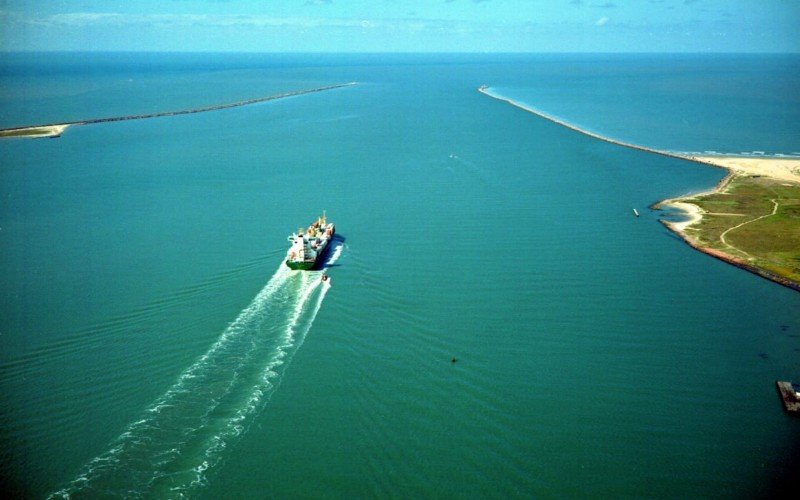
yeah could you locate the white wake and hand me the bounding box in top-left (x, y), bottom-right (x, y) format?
top-left (50, 252), bottom-right (339, 499)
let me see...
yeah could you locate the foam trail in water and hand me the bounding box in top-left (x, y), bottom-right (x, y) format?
top-left (50, 261), bottom-right (332, 499)
top-left (326, 240), bottom-right (344, 266)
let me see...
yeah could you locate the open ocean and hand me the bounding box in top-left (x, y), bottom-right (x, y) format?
top-left (1, 53), bottom-right (799, 498)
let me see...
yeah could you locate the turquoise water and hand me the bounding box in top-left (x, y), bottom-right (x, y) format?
top-left (1, 53), bottom-right (799, 498)
top-left (491, 53), bottom-right (800, 155)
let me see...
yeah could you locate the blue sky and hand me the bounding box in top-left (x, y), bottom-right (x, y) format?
top-left (0, 0), bottom-right (797, 52)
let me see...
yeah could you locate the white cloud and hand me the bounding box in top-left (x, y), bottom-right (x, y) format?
top-left (23, 12), bottom-right (372, 29)
top-left (12, 11), bottom-right (479, 36)
top-left (595, 16), bottom-right (609, 26)
top-left (46, 12), bottom-right (128, 26)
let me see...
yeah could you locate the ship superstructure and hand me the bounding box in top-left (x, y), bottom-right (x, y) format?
top-left (285, 212), bottom-right (335, 270)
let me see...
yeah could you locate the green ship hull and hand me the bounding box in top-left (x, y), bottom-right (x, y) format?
top-left (285, 260), bottom-right (317, 271)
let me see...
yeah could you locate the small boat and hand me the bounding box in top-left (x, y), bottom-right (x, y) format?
top-left (285, 212), bottom-right (335, 271)
top-left (633, 208), bottom-right (640, 217)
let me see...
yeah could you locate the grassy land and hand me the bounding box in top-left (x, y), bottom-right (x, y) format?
top-left (681, 175), bottom-right (800, 285)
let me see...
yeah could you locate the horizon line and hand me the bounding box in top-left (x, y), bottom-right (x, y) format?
top-left (1, 50), bottom-right (799, 55)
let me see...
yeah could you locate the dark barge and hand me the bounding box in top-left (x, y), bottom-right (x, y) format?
top-left (776, 381), bottom-right (800, 415)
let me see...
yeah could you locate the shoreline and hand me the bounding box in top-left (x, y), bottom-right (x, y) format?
top-left (477, 86), bottom-right (700, 164)
top-left (0, 82), bottom-right (357, 140)
top-left (478, 86), bottom-right (800, 292)
top-left (654, 168), bottom-right (800, 293)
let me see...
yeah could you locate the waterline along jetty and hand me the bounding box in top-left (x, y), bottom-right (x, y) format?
top-left (0, 82), bottom-right (358, 139)
top-left (286, 212), bottom-right (335, 270)
top-left (477, 85), bottom-right (696, 164)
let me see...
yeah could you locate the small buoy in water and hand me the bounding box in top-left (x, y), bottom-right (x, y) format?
top-left (633, 208), bottom-right (640, 217)
top-left (321, 274), bottom-right (329, 282)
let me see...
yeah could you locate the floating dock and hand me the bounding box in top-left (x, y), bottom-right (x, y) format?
top-left (776, 381), bottom-right (800, 414)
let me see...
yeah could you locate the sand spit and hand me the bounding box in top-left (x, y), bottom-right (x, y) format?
top-left (0, 82), bottom-right (357, 140)
top-left (0, 124), bottom-right (70, 139)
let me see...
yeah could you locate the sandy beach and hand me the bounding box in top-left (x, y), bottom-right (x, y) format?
top-left (688, 156), bottom-right (800, 184)
top-left (662, 201), bottom-right (705, 232)
top-left (0, 124), bottom-right (70, 139)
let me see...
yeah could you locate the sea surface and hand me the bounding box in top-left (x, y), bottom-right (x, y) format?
top-left (1, 53), bottom-right (799, 498)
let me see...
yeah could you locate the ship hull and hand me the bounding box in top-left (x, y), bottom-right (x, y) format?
top-left (285, 259), bottom-right (317, 271)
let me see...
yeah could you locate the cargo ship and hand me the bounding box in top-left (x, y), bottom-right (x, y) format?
top-left (285, 212), bottom-right (335, 270)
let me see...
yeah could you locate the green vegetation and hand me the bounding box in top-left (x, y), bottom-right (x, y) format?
top-left (683, 175), bottom-right (800, 285)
